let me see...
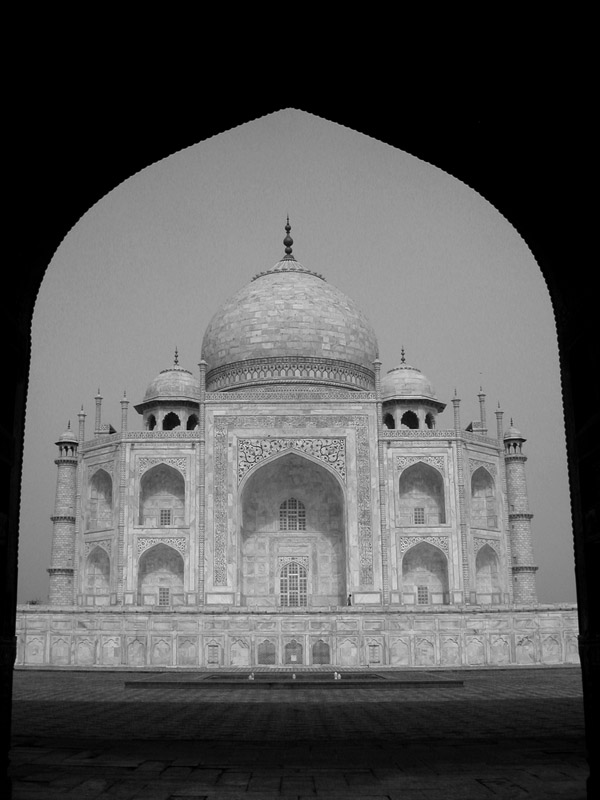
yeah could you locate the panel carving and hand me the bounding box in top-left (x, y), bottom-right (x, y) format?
top-left (398, 536), bottom-right (449, 556)
top-left (138, 457), bottom-right (187, 476)
top-left (238, 438), bottom-right (346, 483)
top-left (214, 415), bottom-right (373, 586)
top-left (278, 556), bottom-right (309, 569)
top-left (88, 463), bottom-right (113, 478)
top-left (84, 539), bottom-right (112, 557)
top-left (396, 455), bottom-right (445, 473)
top-left (137, 536), bottom-right (186, 555)
top-left (473, 537), bottom-right (500, 555)
top-left (469, 459), bottom-right (497, 476)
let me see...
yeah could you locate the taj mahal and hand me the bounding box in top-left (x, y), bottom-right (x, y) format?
top-left (15, 221), bottom-right (579, 669)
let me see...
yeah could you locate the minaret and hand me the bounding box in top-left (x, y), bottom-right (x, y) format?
top-left (94, 389), bottom-right (103, 437)
top-left (504, 421), bottom-right (538, 603)
top-left (48, 423), bottom-right (79, 605)
top-left (478, 387), bottom-right (488, 435)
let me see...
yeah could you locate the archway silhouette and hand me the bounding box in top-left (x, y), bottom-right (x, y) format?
top-left (5, 107), bottom-right (596, 794)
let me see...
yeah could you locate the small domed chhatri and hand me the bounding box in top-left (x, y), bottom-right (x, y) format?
top-left (381, 349), bottom-right (446, 430)
top-left (201, 220), bottom-right (379, 392)
top-left (134, 350), bottom-right (201, 431)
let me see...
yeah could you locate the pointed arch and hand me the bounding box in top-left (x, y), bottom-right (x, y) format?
top-left (240, 450), bottom-right (346, 607)
top-left (402, 541), bottom-right (449, 604)
top-left (398, 462), bottom-right (446, 525)
top-left (475, 543), bottom-right (501, 602)
top-left (137, 542), bottom-right (184, 606)
top-left (85, 545), bottom-right (110, 596)
top-left (139, 463), bottom-right (185, 527)
top-left (87, 468), bottom-right (112, 530)
top-left (400, 410), bottom-right (419, 429)
top-left (471, 466), bottom-right (497, 529)
top-left (162, 411), bottom-right (181, 430)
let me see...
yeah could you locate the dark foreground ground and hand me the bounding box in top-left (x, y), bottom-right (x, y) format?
top-left (9, 666), bottom-right (588, 799)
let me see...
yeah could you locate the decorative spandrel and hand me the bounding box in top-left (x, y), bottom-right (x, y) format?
top-left (238, 438), bottom-right (346, 483)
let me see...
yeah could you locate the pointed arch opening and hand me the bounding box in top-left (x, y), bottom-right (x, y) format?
top-left (471, 467), bottom-right (497, 529)
top-left (87, 469), bottom-right (112, 531)
top-left (162, 411), bottom-right (181, 431)
top-left (138, 464), bottom-right (185, 527)
top-left (475, 544), bottom-right (502, 603)
top-left (398, 462), bottom-right (446, 525)
top-left (85, 546), bottom-right (110, 602)
top-left (383, 412), bottom-right (395, 429)
top-left (137, 543), bottom-right (184, 606)
top-left (240, 451), bottom-right (346, 607)
top-left (402, 541), bottom-right (449, 604)
top-left (401, 410), bottom-right (419, 429)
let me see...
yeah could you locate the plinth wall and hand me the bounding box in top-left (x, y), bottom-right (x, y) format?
top-left (15, 605), bottom-right (579, 669)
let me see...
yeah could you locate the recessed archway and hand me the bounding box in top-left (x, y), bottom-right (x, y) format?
top-left (137, 543), bottom-right (184, 606)
top-left (402, 541), bottom-right (449, 604)
top-left (239, 451), bottom-right (346, 607)
top-left (398, 462), bottom-right (446, 525)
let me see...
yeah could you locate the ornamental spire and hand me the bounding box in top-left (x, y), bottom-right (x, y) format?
top-left (400, 346), bottom-right (406, 364)
top-left (282, 216), bottom-right (295, 260)
top-left (174, 347), bottom-right (179, 367)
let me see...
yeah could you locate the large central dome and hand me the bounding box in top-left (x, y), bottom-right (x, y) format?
top-left (201, 223), bottom-right (378, 392)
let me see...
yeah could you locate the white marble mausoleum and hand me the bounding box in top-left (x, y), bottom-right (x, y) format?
top-left (16, 222), bottom-right (579, 669)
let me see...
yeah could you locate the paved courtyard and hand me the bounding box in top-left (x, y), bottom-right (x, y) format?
top-left (9, 665), bottom-right (588, 799)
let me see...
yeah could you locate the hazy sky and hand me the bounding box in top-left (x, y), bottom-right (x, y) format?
top-left (18, 109), bottom-right (576, 604)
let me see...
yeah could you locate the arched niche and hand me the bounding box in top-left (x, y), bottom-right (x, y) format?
top-left (138, 464), bottom-right (185, 527)
top-left (475, 544), bottom-right (501, 602)
top-left (85, 546), bottom-right (110, 595)
top-left (471, 467), bottom-right (497, 529)
top-left (239, 451), bottom-right (346, 607)
top-left (87, 469), bottom-right (112, 530)
top-left (383, 412), bottom-right (395, 429)
top-left (398, 462), bottom-right (446, 525)
top-left (402, 541), bottom-right (449, 604)
top-left (137, 543), bottom-right (184, 606)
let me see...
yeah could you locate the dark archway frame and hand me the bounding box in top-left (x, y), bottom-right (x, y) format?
top-left (4, 104), bottom-right (596, 796)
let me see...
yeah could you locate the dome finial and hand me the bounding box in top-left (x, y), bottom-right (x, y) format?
top-left (283, 216), bottom-right (295, 260)
top-left (400, 346), bottom-right (406, 364)
top-left (174, 347), bottom-right (179, 367)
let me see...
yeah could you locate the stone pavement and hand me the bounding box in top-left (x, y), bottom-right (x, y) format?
top-left (9, 666), bottom-right (589, 799)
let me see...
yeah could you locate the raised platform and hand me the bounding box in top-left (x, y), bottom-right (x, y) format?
top-left (15, 604), bottom-right (579, 669)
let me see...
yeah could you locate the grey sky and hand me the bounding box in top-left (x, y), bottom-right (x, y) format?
top-left (18, 109), bottom-right (575, 604)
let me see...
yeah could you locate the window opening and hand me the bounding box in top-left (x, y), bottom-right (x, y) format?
top-left (383, 412), bottom-right (395, 429)
top-left (414, 507), bottom-right (425, 525)
top-left (279, 497), bottom-right (306, 531)
top-left (368, 644), bottom-right (381, 663)
top-left (207, 644), bottom-right (219, 665)
top-left (417, 585), bottom-right (429, 604)
top-left (280, 561), bottom-right (308, 607)
top-left (158, 587), bottom-right (170, 606)
top-left (159, 508), bottom-right (172, 527)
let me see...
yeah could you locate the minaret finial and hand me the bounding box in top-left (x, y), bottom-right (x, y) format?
top-left (283, 217), bottom-right (295, 260)
top-left (400, 347), bottom-right (406, 364)
top-left (174, 347), bottom-right (179, 367)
